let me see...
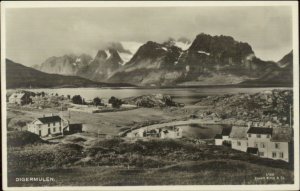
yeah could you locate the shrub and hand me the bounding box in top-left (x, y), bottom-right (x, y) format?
top-left (7, 131), bottom-right (46, 147)
top-left (72, 95), bottom-right (83, 104)
top-left (109, 96), bottom-right (123, 108)
top-left (93, 97), bottom-right (102, 106)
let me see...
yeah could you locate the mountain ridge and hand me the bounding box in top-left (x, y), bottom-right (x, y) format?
top-left (31, 33), bottom-right (293, 87)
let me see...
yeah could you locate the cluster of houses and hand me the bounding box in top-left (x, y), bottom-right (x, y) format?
top-left (215, 125), bottom-right (293, 162)
top-left (8, 92), bottom-right (32, 105)
top-left (127, 126), bottom-right (183, 139)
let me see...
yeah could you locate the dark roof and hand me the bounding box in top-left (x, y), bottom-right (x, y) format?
top-left (247, 127), bottom-right (273, 135)
top-left (214, 134), bottom-right (222, 139)
top-left (221, 127), bottom-right (232, 136)
top-left (246, 147), bottom-right (258, 154)
top-left (38, 116), bottom-right (62, 124)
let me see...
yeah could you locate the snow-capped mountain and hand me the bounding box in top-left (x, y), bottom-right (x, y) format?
top-left (38, 54), bottom-right (93, 76)
top-left (36, 33), bottom-right (293, 87)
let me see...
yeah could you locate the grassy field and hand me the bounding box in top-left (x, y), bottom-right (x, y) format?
top-left (5, 97), bottom-right (295, 186)
top-left (7, 134), bottom-right (294, 186)
top-left (7, 103), bottom-right (205, 135)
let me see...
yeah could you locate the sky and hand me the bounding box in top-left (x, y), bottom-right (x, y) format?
top-left (5, 6), bottom-right (293, 66)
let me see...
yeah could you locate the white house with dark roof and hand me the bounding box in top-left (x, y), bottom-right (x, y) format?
top-left (215, 126), bottom-right (293, 162)
top-left (230, 126), bottom-right (249, 152)
top-left (27, 115), bottom-right (69, 137)
top-left (214, 127), bottom-right (232, 145)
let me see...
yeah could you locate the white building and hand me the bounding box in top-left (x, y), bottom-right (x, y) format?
top-left (214, 127), bottom-right (232, 145)
top-left (27, 115), bottom-right (69, 137)
top-left (215, 126), bottom-right (293, 162)
top-left (127, 126), bottom-right (183, 139)
top-left (8, 92), bottom-right (31, 105)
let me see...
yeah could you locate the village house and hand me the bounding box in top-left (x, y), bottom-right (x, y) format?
top-left (215, 125), bottom-right (293, 162)
top-left (8, 92), bottom-right (31, 105)
top-left (127, 126), bottom-right (183, 139)
top-left (27, 115), bottom-right (69, 137)
top-left (214, 127), bottom-right (232, 146)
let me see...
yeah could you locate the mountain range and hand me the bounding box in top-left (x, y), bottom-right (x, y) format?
top-left (13, 33), bottom-right (294, 87)
top-left (6, 59), bottom-right (134, 89)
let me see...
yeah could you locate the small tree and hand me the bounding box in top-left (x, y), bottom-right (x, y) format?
top-left (109, 96), bottom-right (123, 108)
top-left (93, 97), bottom-right (102, 106)
top-left (72, 95), bottom-right (83, 104)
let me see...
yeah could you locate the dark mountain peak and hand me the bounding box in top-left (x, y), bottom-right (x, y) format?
top-left (278, 50), bottom-right (293, 68)
top-left (107, 42), bottom-right (131, 54)
top-left (95, 50), bottom-right (108, 60)
top-left (189, 33), bottom-right (254, 57)
top-left (107, 48), bottom-right (123, 63)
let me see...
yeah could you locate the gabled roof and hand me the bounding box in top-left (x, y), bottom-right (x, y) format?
top-left (247, 127), bottom-right (273, 135)
top-left (221, 127), bottom-right (232, 136)
top-left (271, 128), bottom-right (293, 142)
top-left (246, 147), bottom-right (258, 154)
top-left (9, 93), bottom-right (26, 99)
top-left (37, 116), bottom-right (62, 124)
top-left (229, 126), bottom-right (249, 139)
top-left (215, 134), bottom-right (222, 139)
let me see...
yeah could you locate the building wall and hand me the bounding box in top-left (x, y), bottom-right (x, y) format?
top-left (215, 139), bottom-right (223, 145)
top-left (215, 132), bottom-right (290, 162)
top-left (266, 142), bottom-right (289, 162)
top-left (231, 139), bottom-right (248, 152)
top-left (28, 120), bottom-right (64, 137)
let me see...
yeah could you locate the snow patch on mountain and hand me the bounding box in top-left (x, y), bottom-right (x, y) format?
top-left (118, 51), bottom-right (132, 64)
top-left (105, 50), bottom-right (111, 59)
top-left (118, 41), bottom-right (143, 64)
top-left (198, 51), bottom-right (210, 56)
top-left (175, 41), bottom-right (191, 50)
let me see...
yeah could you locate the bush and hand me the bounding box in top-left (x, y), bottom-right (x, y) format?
top-left (7, 131), bottom-right (46, 147)
top-left (72, 95), bottom-right (83, 104)
top-left (109, 96), bottom-right (123, 108)
top-left (93, 97), bottom-right (102, 106)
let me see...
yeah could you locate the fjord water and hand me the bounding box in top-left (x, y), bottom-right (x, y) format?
top-left (25, 87), bottom-right (290, 105)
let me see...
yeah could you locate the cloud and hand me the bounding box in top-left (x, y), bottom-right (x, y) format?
top-left (5, 6), bottom-right (293, 66)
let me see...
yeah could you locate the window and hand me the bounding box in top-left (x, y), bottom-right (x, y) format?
top-left (59, 126), bottom-right (61, 132)
top-left (275, 143), bottom-right (280, 149)
top-left (48, 128), bottom-right (51, 134)
top-left (39, 130), bottom-right (42, 136)
top-left (256, 134), bottom-right (261, 138)
top-left (266, 134), bottom-right (270, 138)
top-left (48, 123), bottom-right (50, 127)
top-left (279, 152), bottom-right (284, 158)
top-left (53, 122), bottom-right (55, 126)
top-left (259, 152), bottom-right (264, 157)
top-left (53, 128), bottom-right (56, 132)
top-left (260, 143), bottom-right (265, 148)
top-left (254, 142), bottom-right (258, 148)
top-left (272, 152), bottom-right (277, 158)
top-left (248, 134), bottom-right (251, 137)
top-left (237, 141), bottom-right (241, 146)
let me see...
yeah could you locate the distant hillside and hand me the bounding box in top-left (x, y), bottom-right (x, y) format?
top-left (6, 59), bottom-right (134, 88)
top-left (241, 51), bottom-right (293, 87)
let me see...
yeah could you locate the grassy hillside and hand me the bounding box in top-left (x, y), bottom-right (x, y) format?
top-left (7, 138), bottom-right (293, 186)
top-left (6, 59), bottom-right (134, 88)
